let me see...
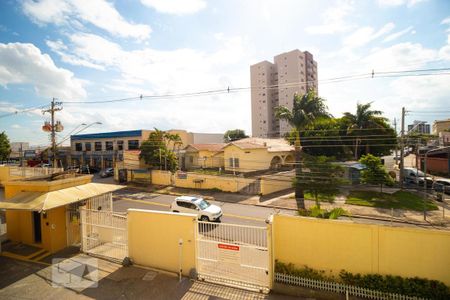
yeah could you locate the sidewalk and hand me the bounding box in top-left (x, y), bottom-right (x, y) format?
top-left (0, 253), bottom-right (300, 299)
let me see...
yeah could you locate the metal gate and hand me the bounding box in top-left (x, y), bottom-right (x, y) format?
top-left (80, 193), bottom-right (128, 262)
top-left (196, 221), bottom-right (270, 292)
top-left (66, 203), bottom-right (81, 246)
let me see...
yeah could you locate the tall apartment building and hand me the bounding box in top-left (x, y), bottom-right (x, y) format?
top-left (407, 120), bottom-right (430, 134)
top-left (251, 49), bottom-right (318, 138)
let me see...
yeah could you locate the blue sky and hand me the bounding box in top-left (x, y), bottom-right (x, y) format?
top-left (0, 0), bottom-right (449, 145)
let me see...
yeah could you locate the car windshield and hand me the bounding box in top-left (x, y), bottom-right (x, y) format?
top-left (416, 170), bottom-right (425, 177)
top-left (195, 199), bottom-right (210, 210)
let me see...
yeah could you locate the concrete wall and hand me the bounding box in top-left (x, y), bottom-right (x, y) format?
top-left (260, 174), bottom-right (293, 195)
top-left (127, 209), bottom-right (196, 276)
top-left (272, 214), bottom-right (450, 286)
top-left (151, 170), bottom-right (257, 193)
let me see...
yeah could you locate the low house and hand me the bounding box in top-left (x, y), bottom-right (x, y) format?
top-left (182, 144), bottom-right (226, 170)
top-left (336, 161), bottom-right (366, 184)
top-left (223, 138), bottom-right (294, 174)
top-left (0, 173), bottom-right (122, 254)
top-left (417, 147), bottom-right (450, 176)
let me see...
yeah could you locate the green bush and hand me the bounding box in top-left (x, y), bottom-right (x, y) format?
top-left (297, 205), bottom-right (347, 219)
top-left (275, 261), bottom-right (450, 299)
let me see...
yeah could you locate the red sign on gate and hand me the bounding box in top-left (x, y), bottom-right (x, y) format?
top-left (218, 243), bottom-right (239, 251)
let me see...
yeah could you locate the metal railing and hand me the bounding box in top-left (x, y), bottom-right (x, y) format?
top-left (8, 166), bottom-right (64, 178)
top-left (275, 273), bottom-right (427, 300)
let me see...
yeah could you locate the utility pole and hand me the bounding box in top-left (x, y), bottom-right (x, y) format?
top-left (399, 107), bottom-right (405, 188)
top-left (393, 118), bottom-right (398, 161)
top-left (43, 98), bottom-right (62, 168)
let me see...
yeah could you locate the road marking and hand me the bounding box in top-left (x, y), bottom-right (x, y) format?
top-left (116, 197), bottom-right (266, 222)
top-left (118, 197), bottom-right (170, 208)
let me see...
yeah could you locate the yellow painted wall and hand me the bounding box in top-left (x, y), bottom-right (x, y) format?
top-left (4, 175), bottom-right (92, 199)
top-left (151, 170), bottom-right (256, 193)
top-left (260, 175), bottom-right (293, 195)
top-left (6, 206), bottom-right (67, 253)
top-left (223, 144), bottom-right (293, 173)
top-left (273, 214), bottom-right (450, 286)
top-left (127, 209), bottom-right (196, 276)
top-left (151, 170), bottom-right (172, 185)
top-left (5, 210), bottom-right (34, 245)
top-left (0, 166), bottom-right (9, 185)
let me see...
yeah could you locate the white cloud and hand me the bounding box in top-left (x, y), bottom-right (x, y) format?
top-left (22, 0), bottom-right (151, 40)
top-left (362, 42), bottom-right (437, 70)
top-left (48, 33), bottom-right (247, 94)
top-left (140, 0), bottom-right (206, 15)
top-left (383, 26), bottom-right (414, 43)
top-left (46, 40), bottom-right (105, 70)
top-left (377, 0), bottom-right (428, 7)
top-left (11, 124), bottom-right (21, 129)
top-left (344, 22), bottom-right (395, 48)
top-left (305, 0), bottom-right (355, 35)
top-left (0, 42), bottom-right (87, 99)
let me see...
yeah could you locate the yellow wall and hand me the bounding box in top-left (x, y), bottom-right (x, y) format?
top-left (0, 166), bottom-right (9, 185)
top-left (260, 174), bottom-right (293, 195)
top-left (273, 214), bottom-right (450, 285)
top-left (223, 144), bottom-right (293, 173)
top-left (6, 206), bottom-right (67, 253)
top-left (4, 175), bottom-right (92, 199)
top-left (151, 170), bottom-right (257, 193)
top-left (127, 209), bottom-right (196, 276)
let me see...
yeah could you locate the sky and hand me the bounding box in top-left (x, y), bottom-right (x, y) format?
top-left (0, 0), bottom-right (449, 146)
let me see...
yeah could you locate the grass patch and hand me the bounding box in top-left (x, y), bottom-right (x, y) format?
top-left (346, 190), bottom-right (438, 211)
top-left (304, 189), bottom-right (339, 202)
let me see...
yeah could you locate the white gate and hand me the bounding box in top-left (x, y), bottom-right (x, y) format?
top-left (80, 193), bottom-right (128, 262)
top-left (196, 221), bottom-right (270, 292)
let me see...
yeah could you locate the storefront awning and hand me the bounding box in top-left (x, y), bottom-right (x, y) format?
top-left (0, 183), bottom-right (124, 211)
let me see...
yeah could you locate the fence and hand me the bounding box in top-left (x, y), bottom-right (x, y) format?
top-left (8, 166), bottom-right (64, 178)
top-left (275, 273), bottom-right (427, 300)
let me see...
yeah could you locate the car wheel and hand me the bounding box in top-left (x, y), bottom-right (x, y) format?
top-left (200, 215), bottom-right (210, 222)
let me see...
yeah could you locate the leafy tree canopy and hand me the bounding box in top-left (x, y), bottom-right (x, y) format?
top-left (139, 128), bottom-right (180, 173)
top-left (0, 131), bottom-right (11, 161)
top-left (359, 154), bottom-right (394, 192)
top-left (224, 129), bottom-right (248, 142)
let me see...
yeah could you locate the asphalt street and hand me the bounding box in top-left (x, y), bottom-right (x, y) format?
top-left (112, 188), bottom-right (296, 226)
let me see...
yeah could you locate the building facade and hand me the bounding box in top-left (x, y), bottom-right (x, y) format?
top-left (432, 119), bottom-right (450, 135)
top-left (70, 129), bottom-right (196, 169)
top-left (251, 49), bottom-right (318, 138)
top-left (407, 120), bottom-right (430, 134)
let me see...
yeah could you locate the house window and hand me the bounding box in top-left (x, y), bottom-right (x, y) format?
top-left (117, 140), bottom-right (124, 150)
top-left (95, 142), bottom-right (102, 151)
top-left (75, 143), bottom-right (82, 151)
top-left (128, 140), bottom-right (139, 150)
top-left (105, 141), bottom-right (113, 151)
top-left (229, 157), bottom-right (239, 168)
top-left (85, 143), bottom-right (91, 151)
top-left (189, 156), bottom-right (194, 163)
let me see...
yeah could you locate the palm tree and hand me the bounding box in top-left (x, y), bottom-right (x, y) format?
top-left (343, 102), bottom-right (387, 159)
top-left (275, 90), bottom-right (331, 209)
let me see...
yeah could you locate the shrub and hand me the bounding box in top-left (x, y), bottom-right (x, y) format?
top-left (275, 262), bottom-right (450, 299)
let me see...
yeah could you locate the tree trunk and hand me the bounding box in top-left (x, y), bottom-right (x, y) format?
top-left (295, 131), bottom-right (305, 209)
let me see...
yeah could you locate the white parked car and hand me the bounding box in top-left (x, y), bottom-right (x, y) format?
top-left (170, 196), bottom-right (222, 222)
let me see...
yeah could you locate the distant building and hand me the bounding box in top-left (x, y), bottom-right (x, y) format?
top-left (432, 118), bottom-right (450, 135)
top-left (407, 120), bottom-right (430, 134)
top-left (9, 142), bottom-right (29, 159)
top-left (70, 129), bottom-right (224, 169)
top-left (439, 132), bottom-right (450, 146)
top-left (251, 49), bottom-right (318, 138)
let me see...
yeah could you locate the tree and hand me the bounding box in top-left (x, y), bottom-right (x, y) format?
top-left (343, 102), bottom-right (394, 159)
top-left (224, 129), bottom-right (248, 142)
top-left (139, 129), bottom-right (180, 173)
top-left (359, 154), bottom-right (394, 192)
top-left (0, 131), bottom-right (11, 162)
top-left (275, 90), bottom-right (331, 209)
top-left (296, 155), bottom-right (346, 208)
